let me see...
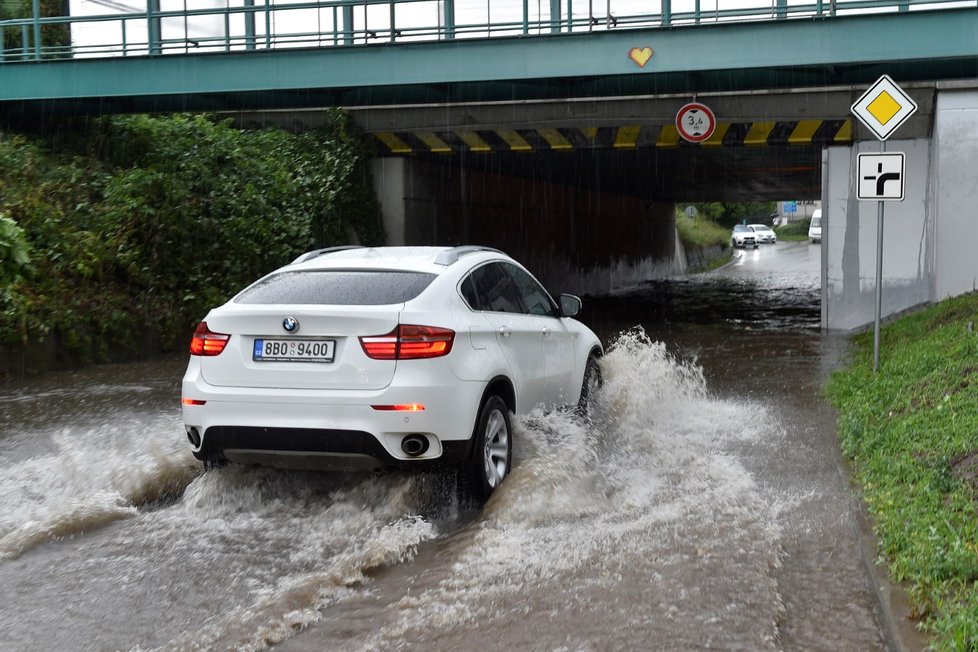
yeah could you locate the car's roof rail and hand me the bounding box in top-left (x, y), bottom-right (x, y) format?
top-left (434, 245), bottom-right (502, 267)
top-left (291, 245), bottom-right (364, 265)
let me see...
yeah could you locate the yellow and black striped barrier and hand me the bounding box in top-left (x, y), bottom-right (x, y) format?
top-left (372, 119), bottom-right (852, 155)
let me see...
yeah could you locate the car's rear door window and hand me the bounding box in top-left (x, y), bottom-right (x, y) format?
top-left (467, 263), bottom-right (525, 313)
top-left (235, 270), bottom-right (436, 305)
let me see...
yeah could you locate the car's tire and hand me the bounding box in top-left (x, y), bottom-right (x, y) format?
top-left (753, 243), bottom-right (759, 249)
top-left (464, 395), bottom-right (512, 501)
top-left (577, 355), bottom-right (602, 418)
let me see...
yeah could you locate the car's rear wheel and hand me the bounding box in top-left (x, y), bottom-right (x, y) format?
top-left (465, 395), bottom-right (512, 500)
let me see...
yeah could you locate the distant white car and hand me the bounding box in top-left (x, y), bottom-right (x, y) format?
top-left (747, 224), bottom-right (777, 244)
top-left (731, 224), bottom-right (759, 249)
top-left (181, 245), bottom-right (603, 498)
top-left (809, 209), bottom-right (822, 243)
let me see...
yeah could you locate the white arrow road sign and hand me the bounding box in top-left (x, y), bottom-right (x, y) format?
top-left (857, 153), bottom-right (905, 201)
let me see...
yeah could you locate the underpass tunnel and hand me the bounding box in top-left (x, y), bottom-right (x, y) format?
top-left (238, 81), bottom-right (964, 332)
top-left (367, 120), bottom-right (831, 295)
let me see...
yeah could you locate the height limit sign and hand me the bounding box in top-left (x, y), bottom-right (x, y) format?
top-left (857, 153), bottom-right (905, 201)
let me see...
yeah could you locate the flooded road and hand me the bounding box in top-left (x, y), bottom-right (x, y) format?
top-left (0, 241), bottom-right (886, 651)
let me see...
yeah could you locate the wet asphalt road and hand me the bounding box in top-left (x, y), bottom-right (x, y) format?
top-left (0, 240), bottom-right (890, 651)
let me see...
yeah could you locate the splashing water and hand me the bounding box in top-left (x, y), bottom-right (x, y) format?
top-left (151, 468), bottom-right (438, 652)
top-left (0, 416), bottom-right (199, 559)
top-left (349, 328), bottom-right (789, 650)
top-left (0, 333), bottom-right (795, 651)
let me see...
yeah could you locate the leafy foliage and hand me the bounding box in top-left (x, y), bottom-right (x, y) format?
top-left (0, 213), bottom-right (31, 286)
top-left (674, 210), bottom-right (730, 248)
top-left (0, 112), bottom-right (383, 364)
top-left (826, 293), bottom-right (978, 650)
top-left (681, 201), bottom-right (776, 229)
top-left (773, 218), bottom-right (811, 241)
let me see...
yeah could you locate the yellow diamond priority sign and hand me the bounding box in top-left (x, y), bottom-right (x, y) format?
top-left (851, 75), bottom-right (918, 141)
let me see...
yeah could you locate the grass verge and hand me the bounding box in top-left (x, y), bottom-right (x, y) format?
top-left (675, 213), bottom-right (729, 248)
top-left (826, 293), bottom-right (978, 650)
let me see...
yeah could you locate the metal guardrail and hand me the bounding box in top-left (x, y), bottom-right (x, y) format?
top-left (0, 0), bottom-right (974, 63)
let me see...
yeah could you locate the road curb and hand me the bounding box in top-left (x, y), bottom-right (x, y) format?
top-left (842, 466), bottom-right (930, 652)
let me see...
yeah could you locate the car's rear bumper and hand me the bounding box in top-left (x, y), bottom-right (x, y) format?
top-left (181, 363), bottom-right (485, 468)
top-left (192, 425), bottom-right (472, 470)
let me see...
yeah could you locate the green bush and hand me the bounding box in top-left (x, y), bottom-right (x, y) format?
top-left (675, 211), bottom-right (730, 249)
top-left (774, 219), bottom-right (810, 241)
top-left (0, 213), bottom-right (31, 286)
top-left (0, 111), bottom-right (383, 364)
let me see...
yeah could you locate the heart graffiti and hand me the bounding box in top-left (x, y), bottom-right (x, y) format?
top-left (628, 47), bottom-right (654, 68)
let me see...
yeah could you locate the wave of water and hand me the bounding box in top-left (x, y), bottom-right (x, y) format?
top-left (0, 419), bottom-right (198, 559)
top-left (0, 331), bottom-right (792, 650)
top-left (350, 328), bottom-right (790, 650)
top-left (135, 468), bottom-right (438, 652)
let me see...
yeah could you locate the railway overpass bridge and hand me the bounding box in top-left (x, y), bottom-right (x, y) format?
top-left (1, 1), bottom-right (977, 328)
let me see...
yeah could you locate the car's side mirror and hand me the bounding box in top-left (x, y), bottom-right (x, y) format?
top-left (559, 294), bottom-right (582, 318)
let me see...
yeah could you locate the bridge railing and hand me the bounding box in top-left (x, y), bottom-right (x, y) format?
top-left (0, 0), bottom-right (973, 63)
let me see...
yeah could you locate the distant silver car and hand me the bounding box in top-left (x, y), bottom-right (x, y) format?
top-left (748, 224), bottom-right (777, 244)
top-left (731, 224), bottom-right (759, 249)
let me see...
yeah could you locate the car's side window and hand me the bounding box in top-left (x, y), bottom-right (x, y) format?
top-left (471, 263), bottom-right (525, 314)
top-left (502, 263), bottom-right (558, 317)
top-left (459, 275), bottom-right (482, 311)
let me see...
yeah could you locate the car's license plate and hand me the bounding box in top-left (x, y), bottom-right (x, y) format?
top-left (253, 339), bottom-right (335, 362)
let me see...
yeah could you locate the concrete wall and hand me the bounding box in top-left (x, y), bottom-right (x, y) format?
top-left (370, 158), bottom-right (680, 295)
top-left (933, 90), bottom-right (978, 298)
top-left (371, 158), bottom-right (409, 245)
top-left (823, 139), bottom-right (933, 330)
top-left (823, 87), bottom-right (978, 330)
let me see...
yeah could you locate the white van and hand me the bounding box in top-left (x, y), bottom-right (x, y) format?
top-left (808, 209), bottom-right (822, 244)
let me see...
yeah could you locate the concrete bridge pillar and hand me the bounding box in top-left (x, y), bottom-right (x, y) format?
top-left (822, 86), bottom-right (978, 330)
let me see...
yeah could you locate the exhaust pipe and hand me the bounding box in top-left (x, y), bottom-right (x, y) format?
top-left (401, 434), bottom-right (430, 457)
top-left (186, 426), bottom-right (201, 448)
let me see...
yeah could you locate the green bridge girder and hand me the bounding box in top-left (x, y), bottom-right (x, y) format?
top-left (0, 8), bottom-right (977, 118)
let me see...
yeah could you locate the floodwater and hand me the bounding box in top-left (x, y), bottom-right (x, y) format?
top-left (0, 241), bottom-right (887, 651)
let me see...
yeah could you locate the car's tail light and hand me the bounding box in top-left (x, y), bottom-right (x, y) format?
top-left (189, 322), bottom-right (230, 356)
top-left (360, 325), bottom-right (455, 360)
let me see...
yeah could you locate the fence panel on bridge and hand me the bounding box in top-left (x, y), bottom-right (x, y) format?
top-left (1, 0), bottom-right (971, 63)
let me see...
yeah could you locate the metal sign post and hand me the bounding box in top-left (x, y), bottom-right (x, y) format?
top-left (856, 149), bottom-right (905, 370)
top-left (873, 143), bottom-right (886, 373)
top-left (851, 75), bottom-right (916, 372)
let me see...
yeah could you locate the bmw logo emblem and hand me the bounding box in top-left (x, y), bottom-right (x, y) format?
top-left (282, 317), bottom-right (299, 333)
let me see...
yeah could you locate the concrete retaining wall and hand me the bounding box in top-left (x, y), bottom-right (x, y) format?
top-left (822, 87), bottom-right (978, 330)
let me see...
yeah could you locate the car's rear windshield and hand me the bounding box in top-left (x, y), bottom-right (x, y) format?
top-left (235, 270), bottom-right (436, 305)
top-left (811, 217), bottom-right (822, 227)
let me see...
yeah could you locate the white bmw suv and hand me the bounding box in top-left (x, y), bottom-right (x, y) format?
top-left (182, 246), bottom-right (602, 497)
